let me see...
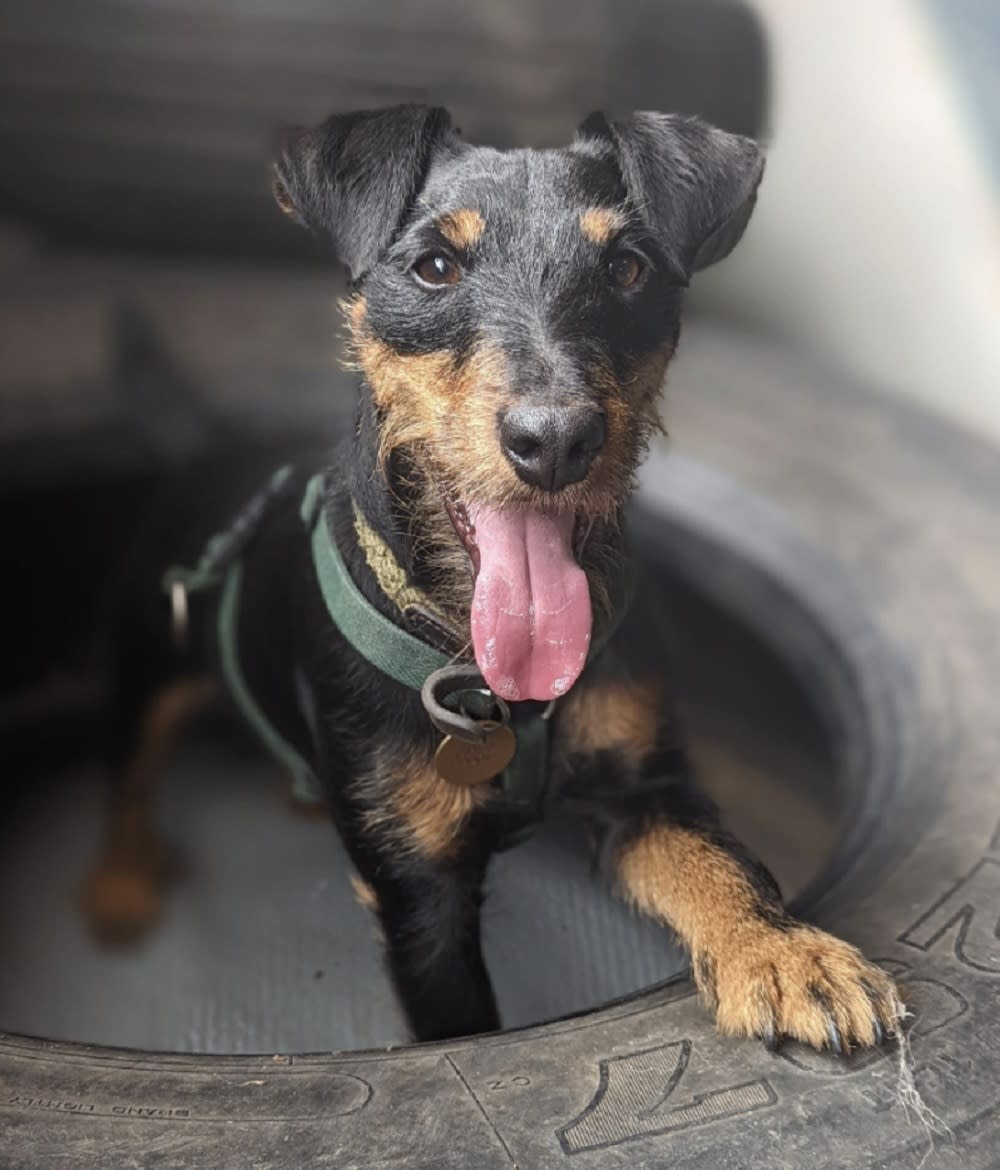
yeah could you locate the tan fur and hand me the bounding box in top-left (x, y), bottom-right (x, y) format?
top-left (586, 345), bottom-right (671, 507)
top-left (77, 866), bottom-right (164, 945)
top-left (78, 677), bottom-right (216, 943)
top-left (348, 331), bottom-right (517, 621)
top-left (348, 306), bottom-right (670, 518)
top-left (345, 294), bottom-right (367, 334)
top-left (346, 298), bottom-right (673, 628)
top-left (349, 872), bottom-right (379, 913)
top-left (360, 743), bottom-right (491, 860)
top-left (271, 169), bottom-right (298, 220)
top-left (558, 677), bottom-right (663, 764)
top-left (437, 209), bottom-right (486, 250)
top-left (617, 826), bottom-right (904, 1050)
top-left (110, 677), bottom-right (216, 854)
top-left (579, 207), bottom-right (627, 245)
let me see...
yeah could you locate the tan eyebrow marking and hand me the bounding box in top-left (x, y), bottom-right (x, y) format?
top-left (579, 207), bottom-right (627, 245)
top-left (436, 209), bottom-right (486, 250)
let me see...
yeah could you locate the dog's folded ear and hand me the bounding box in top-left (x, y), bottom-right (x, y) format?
top-left (272, 105), bottom-right (455, 279)
top-left (577, 111), bottom-right (764, 278)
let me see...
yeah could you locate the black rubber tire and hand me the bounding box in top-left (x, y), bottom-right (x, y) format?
top-left (3, 330), bottom-right (999, 1169)
top-left (0, 0), bottom-right (765, 260)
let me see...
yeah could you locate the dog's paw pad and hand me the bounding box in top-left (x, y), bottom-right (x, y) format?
top-left (701, 924), bottom-right (904, 1053)
top-left (77, 862), bottom-right (164, 945)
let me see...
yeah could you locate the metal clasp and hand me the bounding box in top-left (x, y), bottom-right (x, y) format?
top-left (420, 664), bottom-right (511, 743)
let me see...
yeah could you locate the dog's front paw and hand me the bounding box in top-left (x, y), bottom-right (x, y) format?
top-left (696, 922), bottom-right (904, 1052)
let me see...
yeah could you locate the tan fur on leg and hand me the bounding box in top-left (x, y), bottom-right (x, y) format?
top-left (78, 677), bottom-right (216, 944)
top-left (349, 872), bottom-right (380, 913)
top-left (617, 825), bottom-right (905, 1051)
top-left (359, 742), bottom-right (492, 861)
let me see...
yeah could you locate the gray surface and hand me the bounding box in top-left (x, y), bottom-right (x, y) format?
top-left (0, 744), bottom-right (682, 1053)
top-left (0, 698), bottom-right (826, 1054)
top-left (0, 234), bottom-right (842, 1060)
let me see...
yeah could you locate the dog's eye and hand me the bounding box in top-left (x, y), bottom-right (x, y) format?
top-left (608, 252), bottom-right (643, 289)
top-left (413, 253), bottom-right (462, 287)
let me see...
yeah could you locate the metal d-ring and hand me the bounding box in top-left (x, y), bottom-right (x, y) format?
top-left (421, 665), bottom-right (510, 743)
top-left (169, 580), bottom-right (190, 650)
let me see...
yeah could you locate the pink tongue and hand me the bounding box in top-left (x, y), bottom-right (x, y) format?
top-left (469, 505), bottom-right (592, 702)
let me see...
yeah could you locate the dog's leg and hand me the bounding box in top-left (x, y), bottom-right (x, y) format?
top-left (338, 743), bottom-right (499, 1041)
top-left (614, 809), bottom-right (904, 1050)
top-left (78, 675), bottom-right (215, 943)
top-left (560, 676), bottom-right (904, 1051)
top-left (361, 858), bottom-right (499, 1041)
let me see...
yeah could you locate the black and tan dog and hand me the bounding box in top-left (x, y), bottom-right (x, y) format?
top-left (81, 105), bottom-right (904, 1052)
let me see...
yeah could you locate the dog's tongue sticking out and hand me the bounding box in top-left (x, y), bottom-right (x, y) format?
top-left (469, 505), bottom-right (592, 702)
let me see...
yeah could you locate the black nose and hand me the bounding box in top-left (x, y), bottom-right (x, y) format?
top-left (500, 405), bottom-right (606, 492)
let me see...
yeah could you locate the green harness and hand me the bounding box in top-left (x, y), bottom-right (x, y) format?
top-left (165, 467), bottom-right (633, 848)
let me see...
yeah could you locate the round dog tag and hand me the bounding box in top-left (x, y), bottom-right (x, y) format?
top-left (435, 722), bottom-right (517, 787)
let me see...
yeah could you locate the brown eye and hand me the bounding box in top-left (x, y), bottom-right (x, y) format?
top-left (608, 252), bottom-right (643, 289)
top-left (414, 253), bottom-right (461, 287)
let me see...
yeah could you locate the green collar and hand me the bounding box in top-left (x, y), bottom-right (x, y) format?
top-left (168, 468), bottom-right (635, 844)
top-left (299, 473), bottom-right (454, 691)
top-left (300, 472), bottom-right (636, 695)
top-left (300, 472), bottom-right (635, 847)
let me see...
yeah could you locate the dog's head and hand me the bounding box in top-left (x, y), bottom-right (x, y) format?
top-left (273, 105), bottom-right (763, 701)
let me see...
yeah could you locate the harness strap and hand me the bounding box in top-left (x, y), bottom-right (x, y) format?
top-left (165, 465), bottom-right (295, 597)
top-left (217, 562), bottom-right (320, 804)
top-left (503, 706), bottom-right (552, 838)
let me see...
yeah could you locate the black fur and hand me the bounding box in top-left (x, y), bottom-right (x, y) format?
top-left (272, 105), bottom-right (456, 280)
top-left (102, 105), bottom-right (782, 1042)
top-left (577, 110), bottom-right (765, 274)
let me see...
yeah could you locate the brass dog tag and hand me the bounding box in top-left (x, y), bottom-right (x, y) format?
top-left (435, 722), bottom-right (517, 787)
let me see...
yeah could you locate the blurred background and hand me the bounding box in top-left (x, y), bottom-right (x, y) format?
top-left (0, 0), bottom-right (997, 1053)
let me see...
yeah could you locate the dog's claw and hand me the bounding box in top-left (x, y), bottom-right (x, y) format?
top-left (708, 924), bottom-right (905, 1055)
top-left (825, 1016), bottom-right (844, 1056)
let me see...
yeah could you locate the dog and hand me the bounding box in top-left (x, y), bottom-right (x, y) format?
top-left (80, 104), bottom-right (904, 1052)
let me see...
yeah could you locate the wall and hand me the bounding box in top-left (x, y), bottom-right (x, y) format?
top-left (692, 0), bottom-right (1000, 441)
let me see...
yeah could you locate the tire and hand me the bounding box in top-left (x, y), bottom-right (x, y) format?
top-left (3, 325), bottom-right (999, 1169)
